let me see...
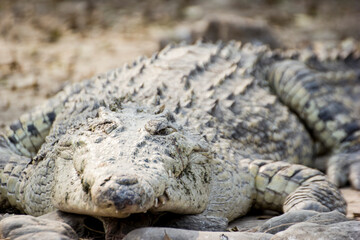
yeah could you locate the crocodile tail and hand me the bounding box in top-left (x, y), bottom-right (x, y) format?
top-left (4, 105), bottom-right (62, 158)
top-left (249, 160), bottom-right (346, 214)
top-left (3, 78), bottom-right (89, 159)
top-left (266, 60), bottom-right (359, 150)
top-left (266, 59), bottom-right (360, 189)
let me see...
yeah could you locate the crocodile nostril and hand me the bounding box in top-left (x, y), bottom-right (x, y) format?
top-left (116, 177), bottom-right (138, 186)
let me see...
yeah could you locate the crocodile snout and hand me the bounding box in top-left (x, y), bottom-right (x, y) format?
top-left (92, 175), bottom-right (154, 215)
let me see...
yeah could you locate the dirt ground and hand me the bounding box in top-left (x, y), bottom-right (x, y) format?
top-left (0, 0), bottom-right (359, 226)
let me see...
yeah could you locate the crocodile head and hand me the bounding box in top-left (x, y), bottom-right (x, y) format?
top-left (50, 103), bottom-right (211, 218)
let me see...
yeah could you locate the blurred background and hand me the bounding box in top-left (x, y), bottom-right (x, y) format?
top-left (1, 0), bottom-right (360, 126)
top-left (0, 0), bottom-right (359, 219)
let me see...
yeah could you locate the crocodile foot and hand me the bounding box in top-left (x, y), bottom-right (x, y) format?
top-left (0, 210), bottom-right (109, 240)
top-left (327, 150), bottom-right (360, 190)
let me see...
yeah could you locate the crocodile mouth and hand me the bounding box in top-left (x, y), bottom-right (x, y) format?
top-left (82, 147), bottom-right (210, 218)
top-left (152, 193), bottom-right (169, 209)
top-left (91, 174), bottom-right (163, 217)
top-left (96, 185), bottom-right (170, 212)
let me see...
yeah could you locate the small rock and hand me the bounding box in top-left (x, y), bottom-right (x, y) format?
top-left (258, 210), bottom-right (318, 234)
top-left (0, 215), bottom-right (78, 240)
top-left (258, 210), bottom-right (348, 234)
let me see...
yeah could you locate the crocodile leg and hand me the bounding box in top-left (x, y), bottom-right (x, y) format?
top-left (248, 159), bottom-right (347, 235)
top-left (249, 160), bottom-right (346, 214)
top-left (266, 60), bottom-right (360, 189)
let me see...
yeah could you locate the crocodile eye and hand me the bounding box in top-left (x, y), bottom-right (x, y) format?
top-left (156, 127), bottom-right (177, 135)
top-left (145, 119), bottom-right (177, 135)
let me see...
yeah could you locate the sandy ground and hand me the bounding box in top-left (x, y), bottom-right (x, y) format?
top-left (0, 0), bottom-right (359, 228)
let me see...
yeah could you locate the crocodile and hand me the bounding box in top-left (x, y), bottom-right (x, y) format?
top-left (0, 41), bottom-right (359, 239)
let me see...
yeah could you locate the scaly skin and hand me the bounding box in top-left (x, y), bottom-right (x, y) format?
top-left (264, 59), bottom-right (360, 188)
top-left (0, 41), bottom-right (359, 238)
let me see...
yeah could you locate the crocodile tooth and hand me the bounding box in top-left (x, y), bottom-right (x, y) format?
top-left (158, 195), bottom-right (167, 205)
top-left (154, 198), bottom-right (159, 208)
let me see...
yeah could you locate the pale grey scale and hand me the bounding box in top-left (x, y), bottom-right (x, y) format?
top-left (231, 99), bottom-right (312, 164)
top-left (183, 58), bottom-right (240, 113)
top-left (176, 55), bottom-right (220, 108)
top-left (201, 160), bottom-right (254, 221)
top-left (21, 158), bottom-right (55, 216)
top-left (180, 46), bottom-right (315, 165)
top-left (47, 48), bottom-right (296, 162)
top-left (113, 44), bottom-right (222, 115)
